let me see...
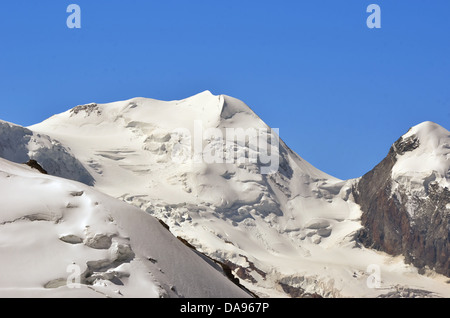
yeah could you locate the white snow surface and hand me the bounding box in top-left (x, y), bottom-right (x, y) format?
top-left (393, 121), bottom-right (450, 186)
top-left (0, 119), bottom-right (93, 185)
top-left (0, 157), bottom-right (251, 298)
top-left (10, 91), bottom-right (448, 298)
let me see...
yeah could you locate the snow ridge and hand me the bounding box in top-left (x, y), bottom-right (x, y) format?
top-left (0, 120), bottom-right (94, 185)
top-left (0, 157), bottom-right (251, 298)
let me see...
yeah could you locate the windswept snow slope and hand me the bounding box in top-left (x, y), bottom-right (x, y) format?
top-left (0, 157), bottom-right (251, 298)
top-left (0, 120), bottom-right (93, 185)
top-left (25, 92), bottom-right (450, 297)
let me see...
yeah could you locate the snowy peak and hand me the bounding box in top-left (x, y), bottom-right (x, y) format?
top-left (40, 91), bottom-right (265, 134)
top-left (403, 121), bottom-right (450, 143)
top-left (391, 121), bottom-right (450, 189)
top-left (30, 91), bottom-right (332, 201)
top-left (38, 91), bottom-right (227, 134)
top-left (395, 121), bottom-right (450, 157)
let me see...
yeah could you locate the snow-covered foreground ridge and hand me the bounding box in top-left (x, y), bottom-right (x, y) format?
top-left (0, 157), bottom-right (251, 298)
top-left (1, 91), bottom-right (449, 297)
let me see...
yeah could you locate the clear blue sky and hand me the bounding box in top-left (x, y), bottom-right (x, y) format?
top-left (0, 1), bottom-right (449, 180)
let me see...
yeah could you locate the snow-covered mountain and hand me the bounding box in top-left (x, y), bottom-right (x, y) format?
top-left (353, 121), bottom-right (450, 277)
top-left (0, 156), bottom-right (251, 298)
top-left (1, 91), bottom-right (449, 297)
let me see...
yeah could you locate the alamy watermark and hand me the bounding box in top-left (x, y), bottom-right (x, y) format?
top-left (170, 120), bottom-right (280, 175)
top-left (66, 264), bottom-right (81, 288)
top-left (366, 264), bottom-right (381, 288)
top-left (66, 4), bottom-right (81, 29)
top-left (366, 4), bottom-right (381, 29)
top-left (66, 4), bottom-right (381, 30)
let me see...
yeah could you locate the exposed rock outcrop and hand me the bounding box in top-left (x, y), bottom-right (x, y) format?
top-left (25, 159), bottom-right (48, 174)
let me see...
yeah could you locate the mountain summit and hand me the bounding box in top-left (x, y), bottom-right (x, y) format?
top-left (354, 121), bottom-right (450, 277)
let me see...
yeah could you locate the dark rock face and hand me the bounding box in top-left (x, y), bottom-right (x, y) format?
top-left (278, 282), bottom-right (323, 298)
top-left (25, 159), bottom-right (48, 174)
top-left (70, 103), bottom-right (101, 117)
top-left (353, 134), bottom-right (449, 277)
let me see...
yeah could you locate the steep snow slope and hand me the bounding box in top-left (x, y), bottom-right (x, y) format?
top-left (0, 157), bottom-right (251, 298)
top-left (29, 92), bottom-right (450, 297)
top-left (0, 120), bottom-right (93, 185)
